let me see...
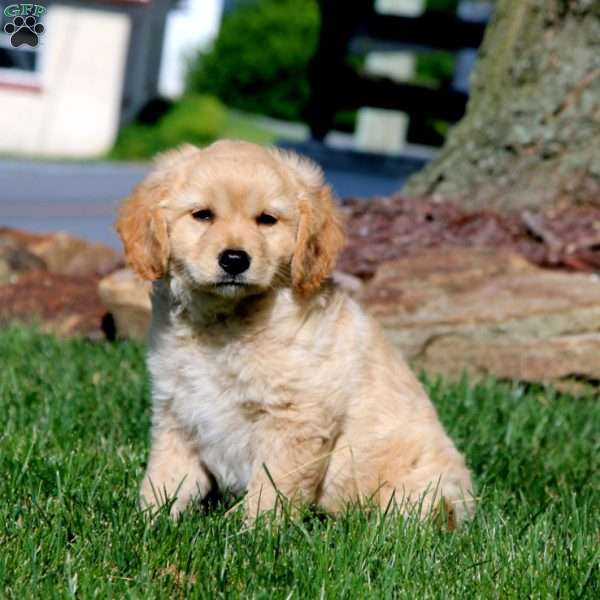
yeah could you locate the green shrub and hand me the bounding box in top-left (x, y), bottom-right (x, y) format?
top-left (187, 0), bottom-right (320, 122)
top-left (157, 94), bottom-right (225, 147)
top-left (109, 95), bottom-right (225, 160)
top-left (108, 95), bottom-right (274, 160)
top-left (182, 0), bottom-right (476, 133)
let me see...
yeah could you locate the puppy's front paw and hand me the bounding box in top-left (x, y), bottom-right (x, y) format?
top-left (439, 483), bottom-right (476, 529)
top-left (139, 477), bottom-right (189, 520)
top-left (244, 485), bottom-right (307, 526)
top-left (139, 477), bottom-right (165, 520)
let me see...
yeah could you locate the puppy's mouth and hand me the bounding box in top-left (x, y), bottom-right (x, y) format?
top-left (215, 280), bottom-right (249, 288)
top-left (210, 278), bottom-right (258, 297)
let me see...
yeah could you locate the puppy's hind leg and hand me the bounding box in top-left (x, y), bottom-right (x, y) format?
top-left (382, 463), bottom-right (475, 528)
top-left (140, 409), bottom-right (212, 519)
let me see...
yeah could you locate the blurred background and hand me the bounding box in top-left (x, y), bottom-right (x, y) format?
top-left (0, 0), bottom-right (491, 248)
top-left (3, 0), bottom-right (600, 386)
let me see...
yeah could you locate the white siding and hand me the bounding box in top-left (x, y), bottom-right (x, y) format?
top-left (0, 4), bottom-right (130, 158)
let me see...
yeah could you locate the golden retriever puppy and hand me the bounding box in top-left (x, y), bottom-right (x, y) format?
top-left (116, 140), bottom-right (474, 526)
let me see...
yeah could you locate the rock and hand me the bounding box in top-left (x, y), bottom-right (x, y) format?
top-left (0, 228), bottom-right (46, 246)
top-left (0, 260), bottom-right (9, 284)
top-left (0, 271), bottom-right (108, 338)
top-left (0, 227), bottom-right (122, 277)
top-left (360, 247), bottom-right (600, 384)
top-left (27, 232), bottom-right (123, 277)
top-left (98, 268), bottom-right (152, 341)
top-left (59, 242), bottom-right (123, 278)
top-left (0, 238), bottom-right (46, 283)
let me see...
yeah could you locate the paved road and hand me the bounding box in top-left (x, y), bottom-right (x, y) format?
top-left (0, 160), bottom-right (147, 249)
top-left (0, 157), bottom-right (413, 249)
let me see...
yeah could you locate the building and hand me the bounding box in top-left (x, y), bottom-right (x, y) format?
top-left (0, 0), bottom-right (222, 158)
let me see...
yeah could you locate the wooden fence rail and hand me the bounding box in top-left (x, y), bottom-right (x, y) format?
top-left (306, 0), bottom-right (490, 142)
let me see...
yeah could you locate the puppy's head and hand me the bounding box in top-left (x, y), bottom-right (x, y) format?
top-left (116, 141), bottom-right (345, 299)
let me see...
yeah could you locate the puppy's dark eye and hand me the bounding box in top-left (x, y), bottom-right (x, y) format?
top-left (256, 213), bottom-right (277, 226)
top-left (192, 209), bottom-right (214, 222)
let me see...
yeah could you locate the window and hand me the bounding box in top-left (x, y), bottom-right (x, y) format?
top-left (0, 11), bottom-right (43, 88)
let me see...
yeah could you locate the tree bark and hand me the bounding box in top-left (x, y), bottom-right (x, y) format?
top-left (404, 0), bottom-right (600, 211)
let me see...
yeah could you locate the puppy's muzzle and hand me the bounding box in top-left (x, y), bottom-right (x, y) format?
top-left (218, 249), bottom-right (251, 276)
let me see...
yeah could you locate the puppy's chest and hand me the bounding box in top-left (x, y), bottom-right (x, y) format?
top-left (168, 343), bottom-right (279, 492)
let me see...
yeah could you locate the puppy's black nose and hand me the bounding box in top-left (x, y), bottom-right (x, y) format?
top-left (218, 249), bottom-right (251, 276)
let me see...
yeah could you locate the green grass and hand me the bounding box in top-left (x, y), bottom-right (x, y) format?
top-left (1, 326), bottom-right (599, 598)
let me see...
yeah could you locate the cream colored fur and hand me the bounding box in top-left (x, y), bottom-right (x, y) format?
top-left (116, 140), bottom-right (475, 527)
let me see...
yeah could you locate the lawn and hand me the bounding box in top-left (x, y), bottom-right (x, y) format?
top-left (1, 326), bottom-right (598, 598)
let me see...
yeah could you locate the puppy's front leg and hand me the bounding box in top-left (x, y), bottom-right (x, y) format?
top-left (246, 421), bottom-right (334, 520)
top-left (140, 409), bottom-right (211, 518)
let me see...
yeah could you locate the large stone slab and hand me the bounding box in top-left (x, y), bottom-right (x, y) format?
top-left (98, 268), bottom-right (152, 341)
top-left (361, 247), bottom-right (600, 383)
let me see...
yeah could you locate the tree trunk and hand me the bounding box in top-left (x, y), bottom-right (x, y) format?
top-left (404, 0), bottom-right (600, 211)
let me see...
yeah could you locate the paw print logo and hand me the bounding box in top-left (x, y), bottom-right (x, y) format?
top-left (4, 15), bottom-right (45, 48)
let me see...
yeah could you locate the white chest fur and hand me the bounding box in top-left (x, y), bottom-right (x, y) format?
top-left (147, 285), bottom-right (362, 495)
top-left (150, 336), bottom-right (269, 493)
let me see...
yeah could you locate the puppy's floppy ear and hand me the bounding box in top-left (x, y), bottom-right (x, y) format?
top-left (292, 185), bottom-right (346, 296)
top-left (115, 183), bottom-right (169, 281)
top-left (115, 144), bottom-right (198, 280)
top-left (269, 148), bottom-right (345, 296)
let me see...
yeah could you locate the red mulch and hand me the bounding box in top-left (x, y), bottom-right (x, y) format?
top-left (337, 195), bottom-right (600, 280)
